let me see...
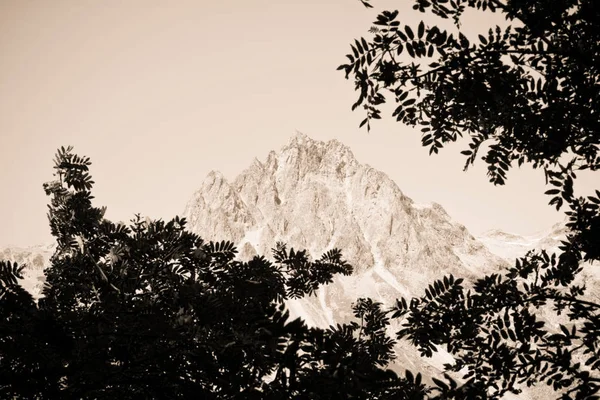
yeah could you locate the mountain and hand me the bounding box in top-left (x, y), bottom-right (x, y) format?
top-left (181, 132), bottom-right (600, 398)
top-left (181, 132), bottom-right (520, 388)
top-left (479, 223), bottom-right (600, 303)
top-left (478, 221), bottom-right (568, 262)
top-left (183, 132), bottom-right (509, 327)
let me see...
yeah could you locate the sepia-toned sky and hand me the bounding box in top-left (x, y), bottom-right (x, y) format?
top-left (1, 0), bottom-right (597, 247)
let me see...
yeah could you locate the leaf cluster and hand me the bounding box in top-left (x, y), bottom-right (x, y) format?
top-left (340, 1), bottom-right (600, 398)
top-left (340, 0), bottom-right (600, 186)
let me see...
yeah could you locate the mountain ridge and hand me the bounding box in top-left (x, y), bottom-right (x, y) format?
top-left (183, 132), bottom-right (509, 324)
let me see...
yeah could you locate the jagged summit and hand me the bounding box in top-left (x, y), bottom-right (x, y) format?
top-left (204, 170), bottom-right (226, 181)
top-left (273, 131), bottom-right (361, 184)
top-left (287, 130), bottom-right (354, 155)
top-left (183, 132), bottom-right (506, 292)
top-left (289, 129), bottom-right (311, 145)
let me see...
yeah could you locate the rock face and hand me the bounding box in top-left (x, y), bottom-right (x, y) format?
top-left (183, 132), bottom-right (508, 326)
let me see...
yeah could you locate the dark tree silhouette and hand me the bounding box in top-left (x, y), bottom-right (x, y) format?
top-left (340, 0), bottom-right (600, 398)
top-left (0, 147), bottom-right (430, 399)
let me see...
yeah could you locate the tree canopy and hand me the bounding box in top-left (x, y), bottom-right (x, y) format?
top-left (339, 0), bottom-right (599, 398)
top-left (0, 146), bottom-right (432, 399)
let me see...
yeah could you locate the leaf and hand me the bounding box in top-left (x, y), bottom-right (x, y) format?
top-left (432, 377), bottom-right (449, 390)
top-left (361, 37), bottom-right (369, 51)
top-left (406, 42), bottom-right (415, 58)
top-left (396, 42), bottom-right (404, 55)
top-left (427, 45), bottom-right (434, 57)
top-left (355, 39), bottom-right (363, 54)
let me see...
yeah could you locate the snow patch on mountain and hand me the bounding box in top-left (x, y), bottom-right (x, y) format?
top-left (478, 221), bottom-right (568, 260)
top-left (478, 221), bottom-right (599, 302)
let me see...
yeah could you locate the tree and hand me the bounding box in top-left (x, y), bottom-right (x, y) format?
top-left (1, 146), bottom-right (431, 399)
top-left (339, 0), bottom-right (599, 398)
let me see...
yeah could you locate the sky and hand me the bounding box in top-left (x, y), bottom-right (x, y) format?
top-left (1, 0), bottom-right (597, 247)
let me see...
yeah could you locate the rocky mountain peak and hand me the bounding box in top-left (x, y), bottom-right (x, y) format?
top-left (184, 133), bottom-right (506, 286)
top-left (275, 131), bottom-right (359, 180)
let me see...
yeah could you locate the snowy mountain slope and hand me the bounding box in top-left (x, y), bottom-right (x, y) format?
top-left (479, 222), bottom-right (600, 302)
top-left (478, 221), bottom-right (568, 262)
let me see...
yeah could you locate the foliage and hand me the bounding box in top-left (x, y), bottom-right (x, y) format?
top-left (0, 147), bottom-right (432, 399)
top-left (340, 0), bottom-right (600, 398)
